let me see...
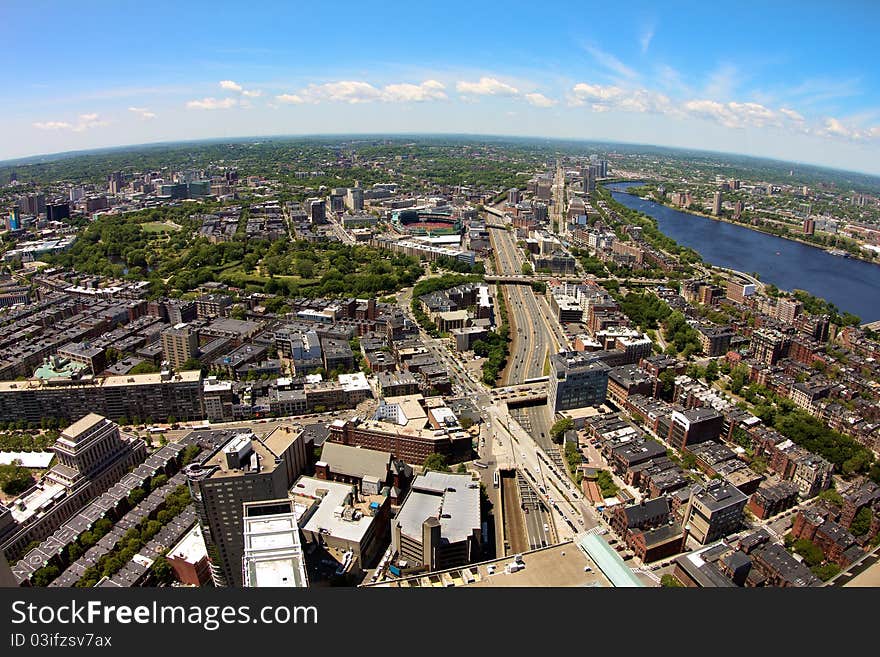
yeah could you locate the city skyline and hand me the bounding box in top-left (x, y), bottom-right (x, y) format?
top-left (3, 0), bottom-right (880, 174)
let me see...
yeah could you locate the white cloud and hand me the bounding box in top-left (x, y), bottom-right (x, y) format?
top-left (569, 83), bottom-right (672, 115)
top-left (33, 113), bottom-right (108, 132)
top-left (128, 106), bottom-right (156, 119)
top-left (524, 93), bottom-right (557, 108)
top-left (220, 80), bottom-right (262, 98)
top-left (276, 93), bottom-right (305, 105)
top-left (456, 77), bottom-right (519, 96)
top-left (33, 121), bottom-right (72, 130)
top-left (219, 80), bottom-right (243, 92)
top-left (779, 107), bottom-right (805, 123)
top-left (382, 80), bottom-right (447, 102)
top-left (186, 97), bottom-right (238, 110)
top-left (299, 80), bottom-right (383, 104)
top-left (276, 79), bottom-right (448, 105)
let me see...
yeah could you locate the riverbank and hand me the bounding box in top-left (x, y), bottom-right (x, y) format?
top-left (604, 183), bottom-right (880, 322)
top-left (625, 187), bottom-right (879, 267)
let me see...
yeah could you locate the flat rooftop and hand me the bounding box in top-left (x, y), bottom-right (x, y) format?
top-left (396, 472), bottom-right (480, 544)
top-left (292, 476), bottom-right (383, 545)
top-left (203, 426), bottom-right (301, 480)
top-left (0, 369), bottom-right (201, 392)
top-left (242, 507), bottom-right (308, 588)
top-left (168, 524), bottom-right (208, 564)
top-left (372, 542), bottom-right (614, 588)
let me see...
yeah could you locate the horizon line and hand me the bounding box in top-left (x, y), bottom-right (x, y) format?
top-left (2, 131), bottom-right (879, 182)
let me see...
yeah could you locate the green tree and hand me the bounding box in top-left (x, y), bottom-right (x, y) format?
top-left (151, 556), bottom-right (176, 585)
top-left (792, 538), bottom-right (824, 567)
top-left (129, 361), bottom-right (159, 375)
top-left (850, 507), bottom-right (873, 536)
top-left (550, 418), bottom-right (575, 444)
top-left (423, 453), bottom-right (451, 472)
top-left (660, 574), bottom-right (683, 587)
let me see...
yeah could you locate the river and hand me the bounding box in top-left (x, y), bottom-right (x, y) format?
top-left (605, 182), bottom-right (880, 322)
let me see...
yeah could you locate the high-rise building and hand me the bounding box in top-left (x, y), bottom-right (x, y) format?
top-left (329, 189), bottom-right (346, 214)
top-left (802, 218), bottom-right (815, 235)
top-left (548, 351), bottom-right (610, 411)
top-left (346, 187), bottom-right (364, 212)
top-left (6, 208), bottom-right (21, 231)
top-left (583, 167), bottom-right (596, 193)
top-left (308, 198), bottom-right (326, 224)
top-left (161, 323), bottom-right (199, 370)
top-left (108, 172), bottom-right (124, 195)
top-left (507, 188), bottom-right (521, 205)
top-left (776, 298), bottom-right (803, 324)
top-left (46, 202), bottom-right (70, 221)
top-left (712, 191), bottom-right (722, 216)
top-left (186, 426), bottom-right (310, 586)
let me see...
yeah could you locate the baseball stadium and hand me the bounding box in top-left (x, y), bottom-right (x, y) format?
top-left (391, 206), bottom-right (462, 236)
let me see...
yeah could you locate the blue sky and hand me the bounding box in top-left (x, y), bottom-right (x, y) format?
top-left (3, 0), bottom-right (880, 173)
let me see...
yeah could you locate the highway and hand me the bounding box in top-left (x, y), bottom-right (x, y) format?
top-left (489, 219), bottom-right (568, 449)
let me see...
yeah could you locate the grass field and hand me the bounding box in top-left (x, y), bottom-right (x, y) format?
top-left (141, 221), bottom-right (182, 233)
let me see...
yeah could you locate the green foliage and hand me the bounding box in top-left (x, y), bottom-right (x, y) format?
top-left (550, 418), bottom-right (575, 444)
top-left (792, 538), bottom-right (824, 567)
top-left (0, 462), bottom-right (35, 495)
top-left (75, 485), bottom-right (191, 587)
top-left (850, 507), bottom-right (873, 536)
top-left (728, 364), bottom-right (750, 394)
top-left (618, 293), bottom-right (671, 329)
top-left (662, 311), bottom-right (702, 357)
top-left (151, 555), bottom-right (175, 585)
top-left (0, 429), bottom-right (58, 452)
top-left (564, 441), bottom-right (583, 482)
top-left (129, 361), bottom-right (159, 375)
top-left (423, 453), bottom-right (451, 473)
top-left (660, 574), bottom-right (683, 587)
top-left (596, 470), bottom-right (619, 498)
top-left (817, 488), bottom-right (844, 507)
top-left (704, 360), bottom-right (719, 384)
top-left (811, 563), bottom-right (841, 581)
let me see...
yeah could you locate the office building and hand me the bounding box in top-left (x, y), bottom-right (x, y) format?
top-left (549, 351), bottom-right (610, 411)
top-left (346, 187), bottom-right (364, 212)
top-left (161, 323), bottom-right (199, 370)
top-left (308, 198), bottom-right (326, 224)
top-left (712, 191), bottom-right (722, 216)
top-left (46, 202), bottom-right (70, 221)
top-left (241, 499), bottom-right (309, 588)
top-left (392, 472), bottom-right (481, 572)
top-left (682, 481), bottom-right (748, 545)
top-left (186, 426), bottom-right (310, 587)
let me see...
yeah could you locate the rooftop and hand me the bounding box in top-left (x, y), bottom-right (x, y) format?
top-left (396, 472), bottom-right (480, 544)
top-left (292, 476), bottom-right (384, 545)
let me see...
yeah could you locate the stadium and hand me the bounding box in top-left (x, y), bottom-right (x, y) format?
top-left (391, 206), bottom-right (462, 236)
